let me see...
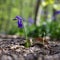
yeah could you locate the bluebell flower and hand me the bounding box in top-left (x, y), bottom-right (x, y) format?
top-left (52, 10), bottom-right (60, 21)
top-left (13, 16), bottom-right (34, 28)
top-left (28, 18), bottom-right (34, 26)
top-left (54, 10), bottom-right (60, 15)
top-left (55, 10), bottom-right (60, 14)
top-left (13, 16), bottom-right (23, 28)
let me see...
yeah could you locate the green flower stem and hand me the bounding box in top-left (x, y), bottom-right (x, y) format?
top-left (24, 27), bottom-right (30, 47)
top-left (22, 21), bottom-right (30, 47)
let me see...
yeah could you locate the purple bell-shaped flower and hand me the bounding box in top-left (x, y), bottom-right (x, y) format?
top-left (13, 16), bottom-right (23, 28)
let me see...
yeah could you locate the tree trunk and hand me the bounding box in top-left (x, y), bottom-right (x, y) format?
top-left (34, 0), bottom-right (41, 25)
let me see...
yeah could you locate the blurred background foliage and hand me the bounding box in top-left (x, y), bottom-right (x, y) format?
top-left (0, 0), bottom-right (60, 40)
top-left (0, 0), bottom-right (36, 34)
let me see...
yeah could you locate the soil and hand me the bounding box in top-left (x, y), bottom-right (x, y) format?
top-left (0, 34), bottom-right (60, 60)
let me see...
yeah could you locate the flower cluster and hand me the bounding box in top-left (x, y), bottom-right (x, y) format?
top-left (13, 16), bottom-right (34, 28)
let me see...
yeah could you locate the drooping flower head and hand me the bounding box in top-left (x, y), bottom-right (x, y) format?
top-left (13, 16), bottom-right (23, 28)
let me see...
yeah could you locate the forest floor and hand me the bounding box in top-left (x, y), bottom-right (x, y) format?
top-left (0, 34), bottom-right (60, 60)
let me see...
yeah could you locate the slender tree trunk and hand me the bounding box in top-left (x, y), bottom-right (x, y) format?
top-left (34, 0), bottom-right (41, 25)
